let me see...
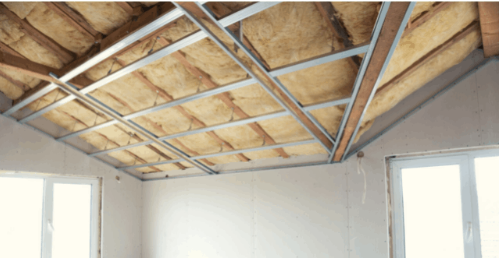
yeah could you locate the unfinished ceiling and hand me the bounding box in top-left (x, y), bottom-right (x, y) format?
top-left (0, 2), bottom-right (483, 177)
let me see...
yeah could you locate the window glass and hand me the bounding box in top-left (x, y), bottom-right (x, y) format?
top-left (0, 177), bottom-right (44, 258)
top-left (52, 183), bottom-right (92, 258)
top-left (475, 157), bottom-right (499, 258)
top-left (401, 165), bottom-right (465, 258)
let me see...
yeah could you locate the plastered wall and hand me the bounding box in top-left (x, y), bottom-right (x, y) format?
top-left (141, 50), bottom-right (499, 258)
top-left (0, 115), bottom-right (143, 258)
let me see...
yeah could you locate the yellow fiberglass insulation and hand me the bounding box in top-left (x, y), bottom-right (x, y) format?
top-left (332, 2), bottom-right (381, 46)
top-left (24, 3), bottom-right (94, 55)
top-left (65, 2), bottom-right (130, 35)
top-left (353, 2), bottom-right (480, 142)
top-left (0, 2), bottom-right (483, 173)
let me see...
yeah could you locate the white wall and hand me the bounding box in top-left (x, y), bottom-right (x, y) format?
top-left (142, 51), bottom-right (499, 258)
top-left (0, 115), bottom-right (143, 258)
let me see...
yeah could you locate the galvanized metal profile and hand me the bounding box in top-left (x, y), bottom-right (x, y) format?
top-left (57, 44), bottom-right (367, 142)
top-left (3, 7), bottom-right (185, 117)
top-left (340, 2), bottom-right (416, 162)
top-left (269, 42), bottom-right (370, 77)
top-left (13, 2), bottom-right (280, 123)
top-left (143, 161), bottom-right (329, 181)
top-left (327, 2), bottom-right (392, 163)
top-left (303, 97), bottom-right (351, 112)
top-left (177, 2), bottom-right (334, 153)
top-left (344, 57), bottom-right (498, 161)
top-left (50, 74), bottom-right (216, 174)
top-left (56, 78), bottom-right (255, 141)
top-left (197, 2), bottom-right (337, 148)
top-left (89, 94), bottom-right (350, 157)
top-left (118, 139), bottom-right (317, 170)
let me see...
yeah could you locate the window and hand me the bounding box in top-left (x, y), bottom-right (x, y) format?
top-left (0, 174), bottom-right (100, 258)
top-left (390, 149), bottom-right (499, 258)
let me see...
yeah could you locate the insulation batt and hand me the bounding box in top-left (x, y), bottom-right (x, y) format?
top-left (0, 2), bottom-right (483, 173)
top-left (354, 2), bottom-right (480, 142)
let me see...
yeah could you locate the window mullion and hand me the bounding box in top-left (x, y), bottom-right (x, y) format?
top-left (41, 178), bottom-right (54, 258)
top-left (459, 157), bottom-right (477, 258)
top-left (467, 155), bottom-right (483, 258)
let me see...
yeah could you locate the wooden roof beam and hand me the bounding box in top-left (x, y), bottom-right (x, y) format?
top-left (44, 2), bottom-right (101, 40)
top-left (0, 41), bottom-right (24, 58)
top-left (377, 21), bottom-right (480, 94)
top-left (116, 2), bottom-right (143, 16)
top-left (0, 4), bottom-right (75, 64)
top-left (478, 2), bottom-right (499, 57)
top-left (157, 36), bottom-right (290, 159)
top-left (315, 2), bottom-right (361, 69)
top-left (403, 2), bottom-right (451, 38)
top-left (114, 58), bottom-right (250, 164)
top-left (333, 2), bottom-right (413, 161)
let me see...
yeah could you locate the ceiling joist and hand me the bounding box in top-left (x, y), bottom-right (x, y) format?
top-left (332, 2), bottom-right (414, 161)
top-left (0, 4), bottom-right (75, 64)
top-left (478, 2), bottom-right (499, 57)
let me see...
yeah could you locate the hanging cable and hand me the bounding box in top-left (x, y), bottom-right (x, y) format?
top-left (357, 151), bottom-right (367, 204)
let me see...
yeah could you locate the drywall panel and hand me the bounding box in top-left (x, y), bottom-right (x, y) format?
top-left (142, 52), bottom-right (499, 258)
top-left (0, 115), bottom-right (142, 258)
top-left (142, 164), bottom-right (349, 258)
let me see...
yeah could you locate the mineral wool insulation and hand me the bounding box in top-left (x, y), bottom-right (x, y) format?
top-left (0, 2), bottom-right (481, 173)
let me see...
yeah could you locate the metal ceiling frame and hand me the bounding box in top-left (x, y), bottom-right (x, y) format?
top-left (0, 1), bottom-right (419, 180)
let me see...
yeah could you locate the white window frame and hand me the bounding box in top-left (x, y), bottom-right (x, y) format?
top-left (0, 173), bottom-right (100, 258)
top-left (389, 147), bottom-right (499, 258)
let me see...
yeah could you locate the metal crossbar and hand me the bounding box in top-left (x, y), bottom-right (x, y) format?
top-left (89, 96), bottom-right (350, 158)
top-left (0, 2), bottom-right (404, 180)
top-left (55, 42), bottom-right (365, 142)
top-left (7, 2), bottom-right (279, 123)
top-left (117, 140), bottom-right (317, 171)
top-left (339, 2), bottom-right (416, 161)
top-left (176, 2), bottom-right (337, 153)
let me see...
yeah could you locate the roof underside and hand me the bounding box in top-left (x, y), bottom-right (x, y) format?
top-left (0, 2), bottom-right (481, 177)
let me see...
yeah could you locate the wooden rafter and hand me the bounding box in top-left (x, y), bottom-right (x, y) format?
top-left (202, 2), bottom-right (272, 70)
top-left (0, 69), bottom-right (30, 91)
top-left (333, 2), bottom-right (412, 161)
top-left (0, 41), bottom-right (24, 58)
top-left (0, 4), bottom-right (75, 64)
top-left (44, 2), bottom-right (101, 39)
top-left (403, 2), bottom-right (451, 38)
top-left (179, 2), bottom-right (334, 151)
top-left (478, 2), bottom-right (499, 57)
top-left (114, 58), bottom-right (249, 164)
top-left (116, 2), bottom-right (142, 16)
top-left (56, 109), bottom-right (161, 172)
top-left (377, 21), bottom-right (480, 94)
top-left (3, 4), bottom-right (176, 106)
top-left (158, 37), bottom-right (290, 158)
top-left (314, 2), bottom-right (361, 69)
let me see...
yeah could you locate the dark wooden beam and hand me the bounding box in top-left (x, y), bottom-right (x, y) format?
top-left (333, 2), bottom-right (412, 161)
top-left (158, 37), bottom-right (289, 159)
top-left (402, 2), bottom-right (451, 38)
top-left (116, 2), bottom-right (142, 16)
top-left (44, 2), bottom-right (101, 39)
top-left (0, 41), bottom-right (24, 58)
top-left (315, 2), bottom-right (361, 69)
top-left (179, 2), bottom-right (334, 150)
top-left (377, 21), bottom-right (480, 94)
top-left (478, 2), bottom-right (499, 57)
top-left (0, 4), bottom-right (75, 64)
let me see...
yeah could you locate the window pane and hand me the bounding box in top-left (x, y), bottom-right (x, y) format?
top-left (475, 157), bottom-right (499, 257)
top-left (401, 165), bottom-right (465, 258)
top-left (52, 183), bottom-right (92, 258)
top-left (0, 177), bottom-right (44, 258)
